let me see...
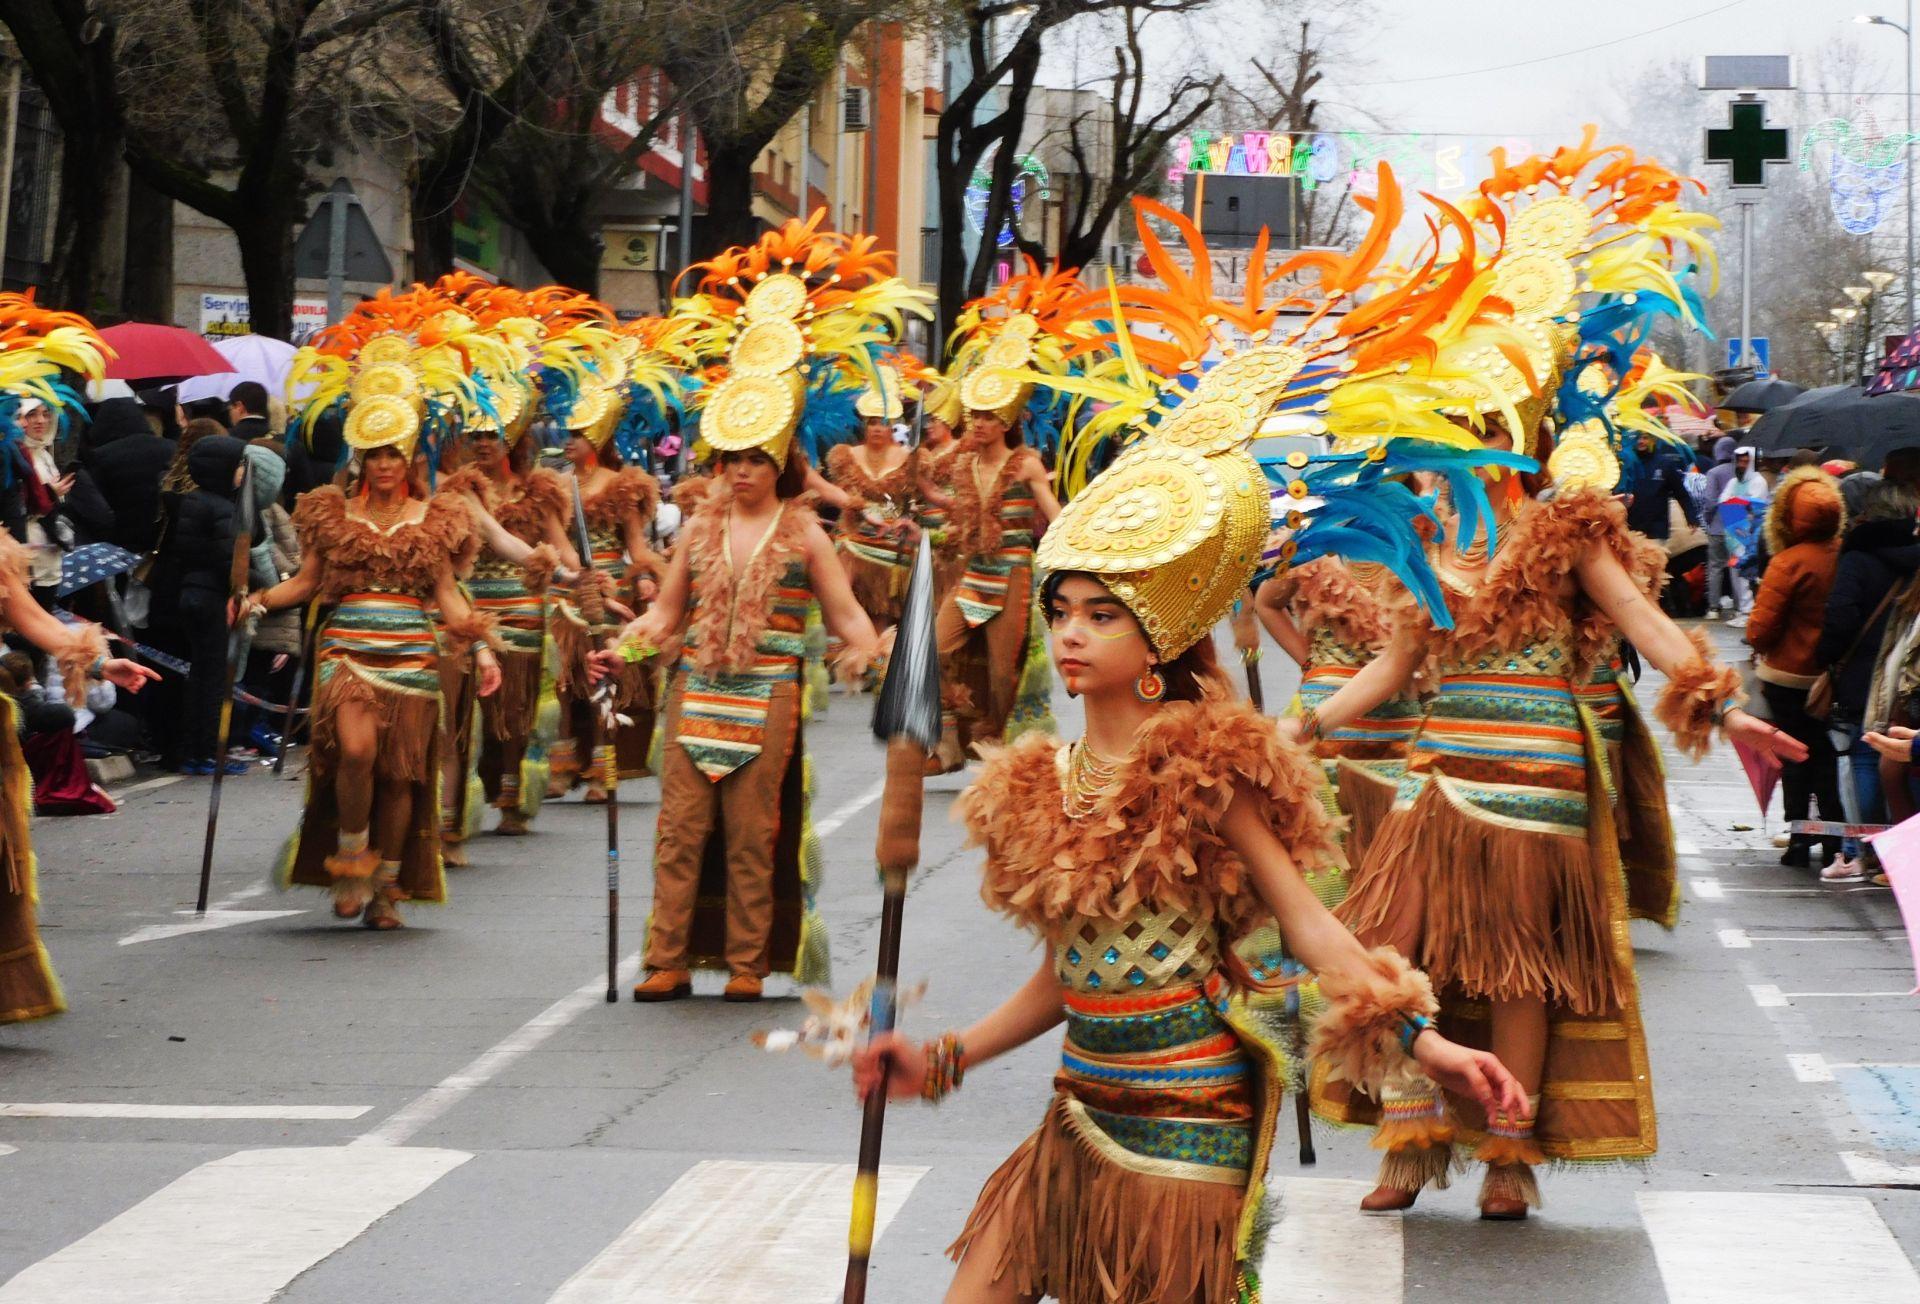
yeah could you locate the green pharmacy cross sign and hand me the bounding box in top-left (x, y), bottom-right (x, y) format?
top-left (1707, 99), bottom-right (1791, 188)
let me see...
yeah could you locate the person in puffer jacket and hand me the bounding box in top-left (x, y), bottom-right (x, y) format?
top-left (158, 433), bottom-right (245, 775)
top-left (1745, 466), bottom-right (1846, 868)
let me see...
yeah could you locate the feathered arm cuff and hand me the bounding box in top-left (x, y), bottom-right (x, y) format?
top-left (1307, 946), bottom-right (1440, 1096)
top-left (440, 610), bottom-right (503, 659)
top-left (1654, 627), bottom-right (1744, 762)
top-left (55, 623), bottom-right (110, 708)
top-left (519, 544), bottom-right (560, 595)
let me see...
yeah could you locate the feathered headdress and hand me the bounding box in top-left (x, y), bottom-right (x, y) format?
top-left (1030, 168), bottom-right (1532, 650)
top-left (944, 259), bottom-right (1089, 463)
top-left (0, 292), bottom-right (110, 481)
top-left (1439, 126), bottom-right (1720, 461)
top-left (673, 209), bottom-right (933, 467)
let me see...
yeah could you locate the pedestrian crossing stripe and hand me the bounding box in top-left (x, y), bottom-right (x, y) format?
top-left (4, 1149), bottom-right (1920, 1303)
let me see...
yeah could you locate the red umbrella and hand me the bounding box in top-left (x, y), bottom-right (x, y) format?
top-left (98, 322), bottom-right (236, 382)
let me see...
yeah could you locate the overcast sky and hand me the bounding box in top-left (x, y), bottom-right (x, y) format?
top-left (1320, 0), bottom-right (1907, 136)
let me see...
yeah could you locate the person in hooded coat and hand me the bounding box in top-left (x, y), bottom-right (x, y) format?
top-left (158, 433), bottom-right (245, 774)
top-left (82, 396), bottom-right (173, 554)
top-left (1746, 467), bottom-right (1847, 867)
top-left (1814, 480), bottom-right (1920, 878)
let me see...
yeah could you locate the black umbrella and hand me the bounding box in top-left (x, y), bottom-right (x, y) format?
top-left (1722, 377), bottom-right (1805, 414)
top-left (1749, 385), bottom-right (1920, 464)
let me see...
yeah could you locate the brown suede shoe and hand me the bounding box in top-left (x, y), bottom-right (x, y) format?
top-left (632, 969), bottom-right (692, 1002)
top-left (1359, 1184), bottom-right (1420, 1213)
top-left (722, 974), bottom-right (764, 1002)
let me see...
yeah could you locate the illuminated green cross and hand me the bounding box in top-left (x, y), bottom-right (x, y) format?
top-left (1706, 100), bottom-right (1791, 188)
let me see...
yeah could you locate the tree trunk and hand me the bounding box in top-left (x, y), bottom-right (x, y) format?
top-left (234, 203), bottom-right (297, 340)
top-left (410, 167), bottom-right (459, 284)
top-left (45, 111), bottom-right (115, 313)
top-left (694, 141), bottom-right (763, 259)
top-left (120, 168), bottom-right (173, 322)
top-left (519, 210), bottom-right (602, 295)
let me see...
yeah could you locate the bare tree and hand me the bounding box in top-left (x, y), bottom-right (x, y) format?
top-left (933, 0), bottom-right (1212, 327)
top-left (1012, 4), bottom-right (1217, 271)
top-left (654, 0), bottom-right (918, 255)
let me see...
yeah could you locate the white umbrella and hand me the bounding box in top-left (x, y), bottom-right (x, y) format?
top-left (175, 335), bottom-right (299, 404)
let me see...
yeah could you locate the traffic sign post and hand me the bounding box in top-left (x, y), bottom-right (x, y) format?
top-left (1726, 337), bottom-right (1771, 376)
top-left (1705, 94), bottom-right (1793, 373)
top-left (292, 179), bottom-right (395, 325)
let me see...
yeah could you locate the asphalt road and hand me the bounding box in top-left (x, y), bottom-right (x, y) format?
top-left (2, 619), bottom-right (1918, 1302)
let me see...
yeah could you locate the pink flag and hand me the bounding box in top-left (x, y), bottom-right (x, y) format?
top-left (1865, 813), bottom-right (1920, 994)
top-left (1732, 737), bottom-right (1781, 815)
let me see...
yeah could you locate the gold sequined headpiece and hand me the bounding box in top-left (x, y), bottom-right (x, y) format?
top-left (946, 261), bottom-right (1087, 432)
top-left (855, 365), bottom-right (905, 421)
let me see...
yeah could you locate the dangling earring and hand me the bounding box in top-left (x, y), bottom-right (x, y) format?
top-left (1134, 665), bottom-right (1166, 703)
top-left (1503, 471), bottom-right (1525, 508)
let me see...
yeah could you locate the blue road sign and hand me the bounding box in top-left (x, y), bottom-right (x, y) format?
top-left (1727, 337), bottom-right (1771, 376)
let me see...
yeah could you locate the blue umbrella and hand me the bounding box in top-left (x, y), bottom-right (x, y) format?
top-left (57, 543), bottom-right (141, 598)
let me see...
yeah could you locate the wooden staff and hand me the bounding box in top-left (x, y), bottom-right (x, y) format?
top-left (196, 458), bottom-right (257, 915)
top-left (844, 534), bottom-right (940, 1304)
top-left (569, 472), bottom-right (620, 1000)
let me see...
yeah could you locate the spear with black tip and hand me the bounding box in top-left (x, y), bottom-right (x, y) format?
top-left (196, 456), bottom-right (257, 915)
top-left (843, 530), bottom-right (940, 1304)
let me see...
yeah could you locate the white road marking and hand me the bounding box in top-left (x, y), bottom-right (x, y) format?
top-left (1843, 1151), bottom-right (1920, 1184)
top-left (1690, 876), bottom-right (1726, 900)
top-left (1742, 933), bottom-right (1906, 943)
top-left (1675, 837), bottom-right (1703, 856)
top-left (0, 1144), bottom-right (14, 1157)
top-left (0, 1103), bottom-right (369, 1120)
top-left (114, 774), bottom-right (184, 799)
top-left (117, 909), bottom-right (306, 947)
top-left (1264, 1177), bottom-right (1402, 1303)
top-left (1639, 1191), bottom-right (1920, 1302)
top-left (1787, 1054), bottom-right (1834, 1083)
top-left (352, 954), bottom-right (639, 1148)
top-left (1717, 927), bottom-right (1751, 949)
top-left (0, 1146), bottom-right (468, 1303)
top-left (1777, 991), bottom-right (1917, 999)
top-left (812, 778), bottom-right (886, 839)
top-left (1748, 984), bottom-right (1786, 1008)
top-left (545, 1159), bottom-right (924, 1304)
top-left (353, 778), bottom-right (890, 1146)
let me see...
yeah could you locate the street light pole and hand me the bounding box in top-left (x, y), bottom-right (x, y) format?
top-left (1859, 9), bottom-right (1916, 331)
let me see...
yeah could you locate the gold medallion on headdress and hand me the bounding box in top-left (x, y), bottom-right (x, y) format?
top-left (855, 366), bottom-right (905, 421)
top-left (1546, 419), bottom-right (1621, 492)
top-left (343, 393), bottom-right (422, 459)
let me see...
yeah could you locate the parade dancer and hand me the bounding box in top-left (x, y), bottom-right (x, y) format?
top-left (850, 191), bottom-right (1531, 1300)
top-left (253, 328), bottom-right (502, 930)
top-left (826, 367), bottom-right (921, 636)
top-left (601, 214), bottom-right (916, 1001)
top-left (0, 298), bottom-right (158, 1024)
top-left (1254, 558), bottom-right (1424, 866)
top-left (441, 402), bottom-right (577, 837)
top-left (550, 384), bottom-right (667, 801)
top-left (914, 378), bottom-right (968, 600)
top-left (928, 274), bottom-right (1081, 771)
top-left (1302, 134), bottom-right (1807, 1216)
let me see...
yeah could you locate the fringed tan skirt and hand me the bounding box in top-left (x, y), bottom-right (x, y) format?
top-left (837, 530), bottom-right (910, 628)
top-left (1336, 670), bottom-right (1627, 1017)
top-left (952, 980), bottom-right (1257, 1304)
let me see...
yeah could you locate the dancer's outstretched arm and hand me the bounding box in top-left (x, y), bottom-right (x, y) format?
top-left (1575, 545), bottom-right (1804, 762)
top-left (1218, 789), bottom-right (1529, 1119)
top-left (854, 954), bottom-right (1064, 1101)
top-left (1252, 577), bottom-right (1311, 666)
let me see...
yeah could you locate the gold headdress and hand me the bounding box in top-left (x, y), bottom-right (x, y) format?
top-left (675, 210), bottom-right (933, 467)
top-left (946, 261), bottom-right (1086, 429)
top-left (922, 377), bottom-right (962, 429)
top-left (855, 365), bottom-right (904, 421)
top-left (1034, 175), bottom-right (1527, 658)
top-left (288, 286), bottom-right (504, 463)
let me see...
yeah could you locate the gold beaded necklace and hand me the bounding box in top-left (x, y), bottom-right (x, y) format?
top-left (357, 496), bottom-right (410, 530)
top-left (1061, 740), bottom-right (1128, 818)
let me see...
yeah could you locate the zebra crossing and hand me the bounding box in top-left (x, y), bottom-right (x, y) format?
top-left (2, 1142), bottom-right (1916, 1302)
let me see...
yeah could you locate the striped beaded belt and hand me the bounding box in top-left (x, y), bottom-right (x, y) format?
top-left (320, 593), bottom-right (440, 699)
top-left (1054, 975), bottom-right (1254, 1184)
top-left (953, 541), bottom-right (1033, 628)
top-left (672, 657), bottom-right (800, 781)
top-left (467, 573), bottom-right (545, 655)
top-left (1410, 671), bottom-right (1587, 836)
